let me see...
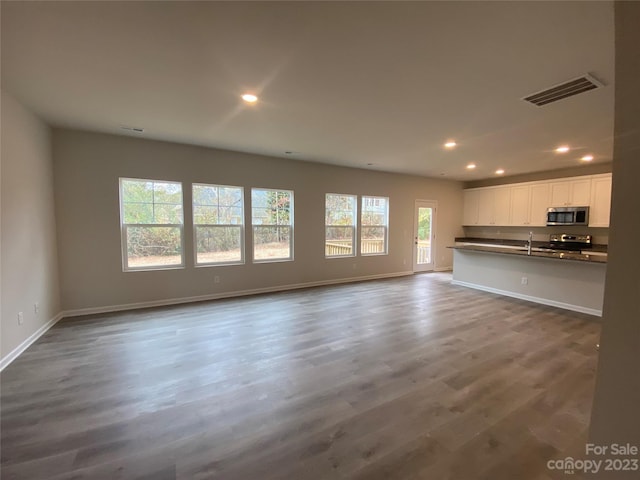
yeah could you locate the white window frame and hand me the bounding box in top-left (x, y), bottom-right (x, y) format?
top-left (192, 183), bottom-right (245, 267)
top-left (119, 177), bottom-right (185, 272)
top-left (325, 193), bottom-right (357, 258)
top-left (361, 195), bottom-right (389, 256)
top-left (251, 188), bottom-right (294, 263)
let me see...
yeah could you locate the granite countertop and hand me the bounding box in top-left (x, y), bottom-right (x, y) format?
top-left (449, 244), bottom-right (607, 264)
top-left (454, 237), bottom-right (608, 253)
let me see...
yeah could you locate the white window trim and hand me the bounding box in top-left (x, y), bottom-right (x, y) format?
top-left (192, 183), bottom-right (245, 267)
top-left (361, 195), bottom-right (389, 256)
top-left (119, 178), bottom-right (185, 272)
top-left (193, 225), bottom-right (245, 267)
top-left (251, 188), bottom-right (294, 263)
top-left (325, 193), bottom-right (357, 259)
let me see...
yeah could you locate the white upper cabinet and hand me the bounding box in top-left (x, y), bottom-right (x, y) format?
top-left (463, 186), bottom-right (511, 226)
top-left (463, 174), bottom-right (609, 228)
top-left (529, 183), bottom-right (551, 226)
top-left (508, 183), bottom-right (551, 226)
top-left (589, 174), bottom-right (612, 227)
top-left (493, 188), bottom-right (511, 225)
top-left (510, 185), bottom-right (531, 225)
top-left (463, 189), bottom-right (481, 225)
top-left (549, 177), bottom-right (592, 207)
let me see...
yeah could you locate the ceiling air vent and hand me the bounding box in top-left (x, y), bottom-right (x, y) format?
top-left (523, 74), bottom-right (604, 107)
top-left (120, 125), bottom-right (144, 133)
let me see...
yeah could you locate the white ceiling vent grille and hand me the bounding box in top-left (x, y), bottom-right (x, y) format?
top-left (523, 74), bottom-right (604, 107)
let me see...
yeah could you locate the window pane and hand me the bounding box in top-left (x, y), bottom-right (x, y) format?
top-left (154, 204), bottom-right (184, 224)
top-left (219, 187), bottom-right (243, 206)
top-left (153, 182), bottom-right (182, 205)
top-left (251, 189), bottom-right (269, 208)
top-left (219, 206), bottom-right (243, 224)
top-left (361, 226), bottom-right (387, 254)
top-left (122, 180), bottom-right (153, 203)
top-left (121, 179), bottom-right (183, 225)
top-left (252, 190), bottom-right (292, 225)
top-left (361, 196), bottom-right (388, 255)
top-left (325, 226), bottom-right (354, 257)
top-left (326, 194), bottom-right (356, 226)
top-left (123, 203), bottom-right (153, 224)
top-left (252, 207), bottom-right (270, 225)
top-left (193, 185), bottom-right (218, 206)
top-left (194, 205), bottom-right (219, 225)
top-left (193, 184), bottom-right (244, 227)
top-left (253, 226), bottom-right (291, 260)
top-left (196, 226), bottom-right (242, 264)
top-left (126, 226), bottom-right (182, 268)
top-left (362, 212), bottom-right (386, 225)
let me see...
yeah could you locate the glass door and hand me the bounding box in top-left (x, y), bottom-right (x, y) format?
top-left (413, 201), bottom-right (436, 272)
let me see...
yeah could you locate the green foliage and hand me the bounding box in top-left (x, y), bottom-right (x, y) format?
top-left (417, 208), bottom-right (431, 241)
top-left (193, 185), bottom-right (243, 225)
top-left (196, 226), bottom-right (241, 253)
top-left (326, 194), bottom-right (356, 225)
top-left (127, 226), bottom-right (181, 257)
top-left (252, 190), bottom-right (291, 243)
top-left (122, 179), bottom-right (183, 224)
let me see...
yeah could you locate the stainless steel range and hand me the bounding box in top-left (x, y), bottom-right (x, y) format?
top-left (538, 233), bottom-right (592, 253)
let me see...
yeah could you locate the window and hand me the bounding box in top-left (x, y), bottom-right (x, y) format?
top-left (251, 188), bottom-right (293, 262)
top-left (361, 195), bottom-right (389, 255)
top-left (120, 178), bottom-right (184, 270)
top-left (325, 194), bottom-right (356, 257)
top-left (193, 184), bottom-right (244, 265)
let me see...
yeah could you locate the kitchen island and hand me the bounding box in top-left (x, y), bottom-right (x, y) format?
top-left (450, 241), bottom-right (607, 316)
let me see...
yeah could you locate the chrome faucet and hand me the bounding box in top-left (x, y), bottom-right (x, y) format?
top-left (527, 231), bottom-right (533, 256)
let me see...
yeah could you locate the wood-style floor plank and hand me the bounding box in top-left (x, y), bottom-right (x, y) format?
top-left (0, 272), bottom-right (600, 479)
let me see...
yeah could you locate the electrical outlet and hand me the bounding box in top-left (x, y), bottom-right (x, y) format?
top-left (352, 263), bottom-right (357, 270)
top-left (214, 275), bottom-right (220, 284)
top-left (34, 303), bottom-right (40, 315)
top-left (18, 312), bottom-right (24, 325)
top-left (521, 276), bottom-right (528, 285)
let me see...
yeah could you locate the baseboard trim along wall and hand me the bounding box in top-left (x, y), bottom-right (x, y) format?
top-left (451, 280), bottom-right (603, 317)
top-left (62, 271), bottom-right (415, 318)
top-left (435, 266), bottom-right (453, 272)
top-left (0, 312), bottom-right (64, 371)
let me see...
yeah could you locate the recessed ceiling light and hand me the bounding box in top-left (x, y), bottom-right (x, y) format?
top-left (444, 141), bottom-right (457, 149)
top-left (466, 163), bottom-right (476, 170)
top-left (495, 169), bottom-right (505, 175)
top-left (241, 93), bottom-right (258, 103)
top-left (555, 145), bottom-right (570, 153)
top-left (581, 154), bottom-right (594, 162)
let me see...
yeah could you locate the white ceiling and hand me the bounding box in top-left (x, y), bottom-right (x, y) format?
top-left (1, 1), bottom-right (615, 181)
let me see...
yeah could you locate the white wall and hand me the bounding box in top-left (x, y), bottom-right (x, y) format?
top-left (1, 90), bottom-right (61, 364)
top-left (589, 0), bottom-right (640, 464)
top-left (53, 129), bottom-right (464, 313)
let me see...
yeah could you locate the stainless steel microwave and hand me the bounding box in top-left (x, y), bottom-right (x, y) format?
top-left (546, 206), bottom-right (589, 226)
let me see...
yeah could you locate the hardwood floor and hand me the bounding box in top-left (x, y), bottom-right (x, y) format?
top-left (1, 272), bottom-right (601, 479)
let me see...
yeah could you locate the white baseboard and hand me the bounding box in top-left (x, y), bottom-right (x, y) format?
top-left (435, 266), bottom-right (453, 272)
top-left (0, 312), bottom-right (64, 371)
top-left (451, 280), bottom-right (602, 317)
top-left (62, 271), bottom-right (415, 318)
